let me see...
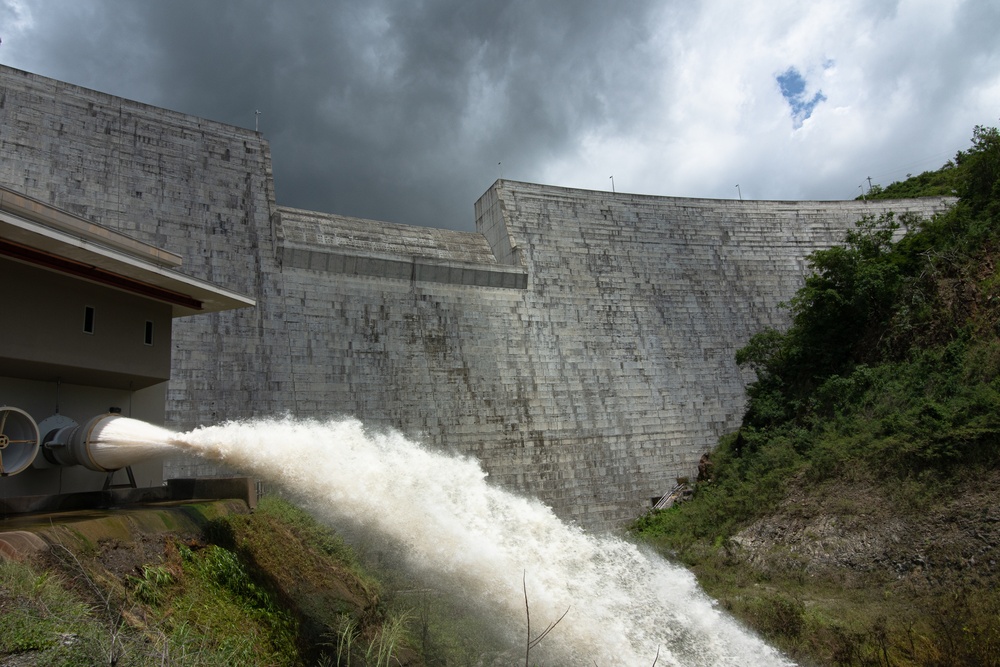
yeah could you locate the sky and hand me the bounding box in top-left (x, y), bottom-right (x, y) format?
top-left (1, 0), bottom-right (998, 231)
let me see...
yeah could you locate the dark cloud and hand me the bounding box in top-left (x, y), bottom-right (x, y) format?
top-left (3, 1), bottom-right (999, 226)
top-left (1, 0), bottom-right (663, 230)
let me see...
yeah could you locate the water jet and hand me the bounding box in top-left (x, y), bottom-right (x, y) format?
top-left (40, 412), bottom-right (178, 472)
top-left (169, 416), bottom-right (794, 666)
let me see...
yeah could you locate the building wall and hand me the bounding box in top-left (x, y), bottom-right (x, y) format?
top-left (0, 244), bottom-right (173, 497)
top-left (0, 65), bottom-right (954, 529)
top-left (0, 258), bottom-right (172, 388)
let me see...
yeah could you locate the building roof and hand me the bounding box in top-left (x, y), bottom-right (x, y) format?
top-left (0, 186), bottom-right (255, 317)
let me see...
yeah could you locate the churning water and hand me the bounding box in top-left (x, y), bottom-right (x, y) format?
top-left (99, 416), bottom-right (791, 666)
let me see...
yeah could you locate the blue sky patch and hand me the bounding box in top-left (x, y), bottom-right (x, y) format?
top-left (776, 67), bottom-right (826, 128)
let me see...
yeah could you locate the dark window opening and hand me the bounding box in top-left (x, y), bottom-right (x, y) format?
top-left (144, 321), bottom-right (154, 346)
top-left (83, 306), bottom-right (95, 334)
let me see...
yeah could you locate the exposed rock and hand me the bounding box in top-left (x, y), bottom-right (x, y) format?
top-left (729, 470), bottom-right (1000, 589)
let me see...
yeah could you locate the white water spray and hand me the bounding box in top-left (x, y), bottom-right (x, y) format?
top-left (85, 417), bottom-right (178, 470)
top-left (99, 416), bottom-right (791, 666)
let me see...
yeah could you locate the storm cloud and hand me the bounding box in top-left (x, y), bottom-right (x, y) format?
top-left (2, 0), bottom-right (998, 230)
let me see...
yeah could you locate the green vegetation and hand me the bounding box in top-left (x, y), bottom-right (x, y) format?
top-left (1, 497), bottom-right (359, 665)
top-left (0, 496), bottom-right (509, 666)
top-left (0, 557), bottom-right (110, 666)
top-left (862, 166), bottom-right (961, 200)
top-left (634, 125), bottom-right (1000, 666)
top-left (861, 125), bottom-right (1000, 204)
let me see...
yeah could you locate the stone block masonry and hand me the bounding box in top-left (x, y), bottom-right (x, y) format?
top-left (0, 65), bottom-right (954, 530)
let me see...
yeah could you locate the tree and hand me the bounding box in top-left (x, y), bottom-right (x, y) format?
top-left (956, 124), bottom-right (1000, 219)
top-left (738, 213), bottom-right (902, 427)
top-left (738, 125), bottom-right (1000, 430)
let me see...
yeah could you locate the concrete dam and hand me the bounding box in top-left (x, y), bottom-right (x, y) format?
top-left (0, 64), bottom-right (953, 529)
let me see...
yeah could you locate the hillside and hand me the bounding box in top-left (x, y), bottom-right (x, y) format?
top-left (0, 496), bottom-right (510, 666)
top-left (633, 125), bottom-right (1000, 666)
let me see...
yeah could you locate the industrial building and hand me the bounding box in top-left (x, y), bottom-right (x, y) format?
top-left (0, 184), bottom-right (252, 511)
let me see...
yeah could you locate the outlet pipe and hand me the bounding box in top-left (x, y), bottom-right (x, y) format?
top-left (43, 412), bottom-right (175, 472)
top-left (0, 406), bottom-right (40, 476)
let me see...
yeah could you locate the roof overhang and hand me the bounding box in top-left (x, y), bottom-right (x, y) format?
top-left (0, 186), bottom-right (255, 317)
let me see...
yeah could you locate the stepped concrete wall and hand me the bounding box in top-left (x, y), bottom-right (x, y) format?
top-left (0, 65), bottom-right (954, 529)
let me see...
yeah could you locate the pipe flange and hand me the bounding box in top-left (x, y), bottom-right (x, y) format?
top-left (0, 406), bottom-right (40, 476)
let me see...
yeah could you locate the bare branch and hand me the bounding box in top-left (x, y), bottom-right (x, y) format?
top-left (523, 570), bottom-right (570, 666)
top-left (528, 606), bottom-right (570, 649)
top-left (524, 570), bottom-right (530, 667)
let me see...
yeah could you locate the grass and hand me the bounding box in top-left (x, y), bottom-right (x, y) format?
top-left (0, 497), bottom-right (387, 666)
top-left (1, 495), bottom-right (521, 666)
top-left (0, 559), bottom-right (108, 666)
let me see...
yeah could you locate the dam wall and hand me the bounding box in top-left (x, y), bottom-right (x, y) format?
top-left (0, 65), bottom-right (287, 427)
top-left (0, 65), bottom-right (954, 529)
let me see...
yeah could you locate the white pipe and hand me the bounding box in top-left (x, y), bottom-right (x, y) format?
top-left (44, 414), bottom-right (176, 472)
